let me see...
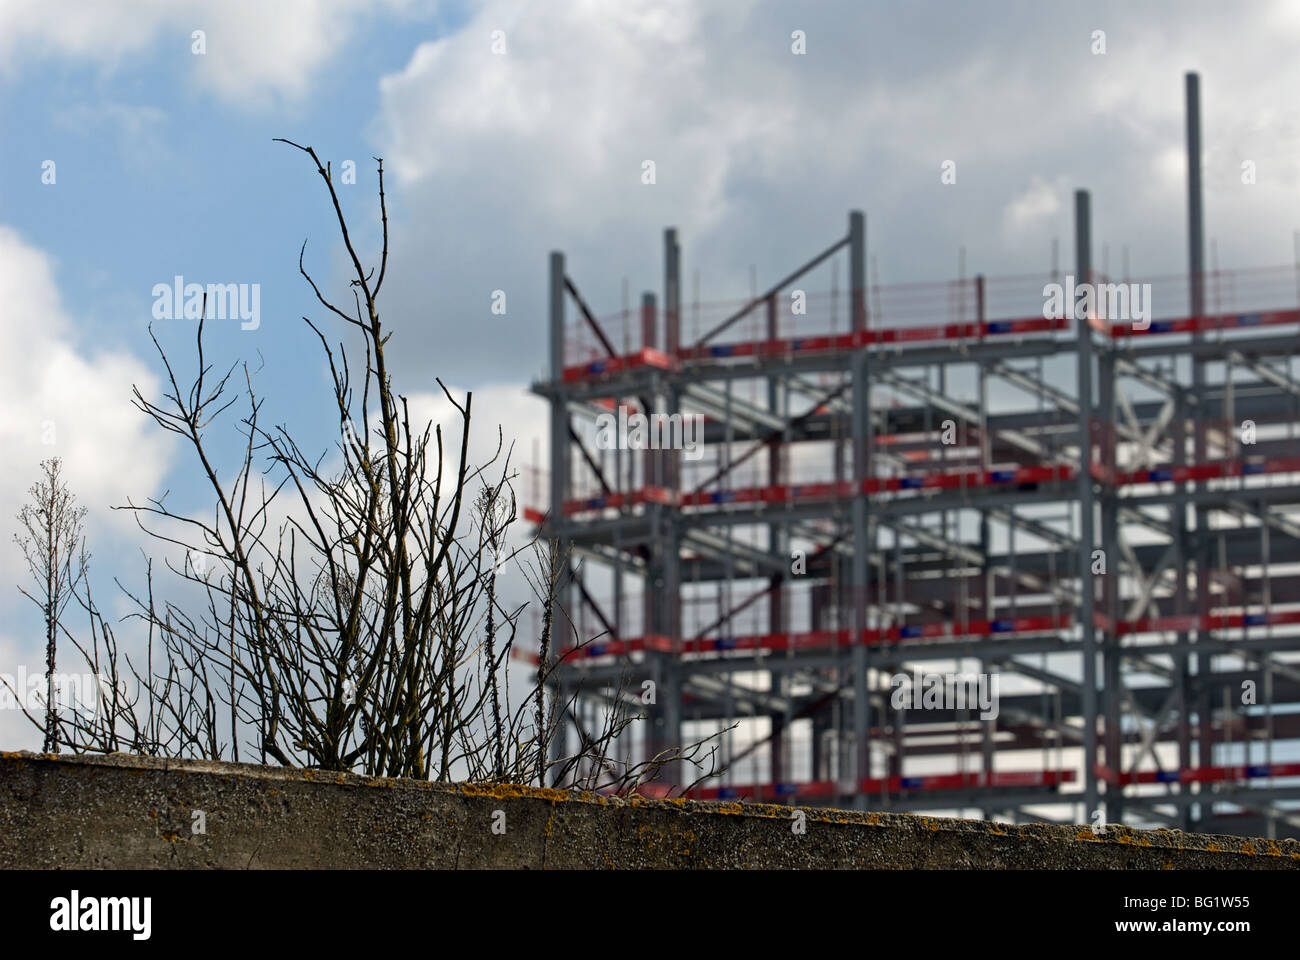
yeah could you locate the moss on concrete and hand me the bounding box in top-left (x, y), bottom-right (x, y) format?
top-left (2, 751), bottom-right (1296, 869)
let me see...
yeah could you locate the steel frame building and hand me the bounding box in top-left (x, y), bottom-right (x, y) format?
top-left (525, 73), bottom-right (1300, 836)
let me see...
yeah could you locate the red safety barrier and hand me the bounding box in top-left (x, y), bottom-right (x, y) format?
top-left (562, 306), bottom-right (1300, 385)
top-left (1099, 761), bottom-right (1300, 787)
top-left (512, 602), bottom-right (1300, 665)
top-left (685, 768), bottom-right (1076, 801)
top-left (538, 453), bottom-right (1300, 521)
top-left (683, 761), bottom-right (1298, 801)
top-left (560, 466), bottom-right (1077, 518)
top-left (1109, 308), bottom-right (1300, 339)
top-left (562, 346), bottom-right (675, 383)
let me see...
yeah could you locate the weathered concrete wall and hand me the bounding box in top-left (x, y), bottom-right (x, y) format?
top-left (2, 751), bottom-right (1297, 869)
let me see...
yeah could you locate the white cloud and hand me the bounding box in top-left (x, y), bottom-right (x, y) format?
top-left (375, 0), bottom-right (787, 236)
top-left (0, 0), bottom-right (416, 106)
top-left (1003, 177), bottom-right (1065, 233)
top-left (401, 380), bottom-right (549, 511)
top-left (0, 631), bottom-right (44, 751)
top-left (366, 0), bottom-right (1300, 393)
top-left (0, 226), bottom-right (175, 601)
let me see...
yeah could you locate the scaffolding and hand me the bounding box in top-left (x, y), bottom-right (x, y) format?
top-left (522, 73), bottom-right (1300, 836)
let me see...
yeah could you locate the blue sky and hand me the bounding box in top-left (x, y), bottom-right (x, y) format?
top-left (1, 0), bottom-right (470, 470)
top-left (0, 0), bottom-right (485, 745)
top-left (3, 0), bottom-right (1300, 752)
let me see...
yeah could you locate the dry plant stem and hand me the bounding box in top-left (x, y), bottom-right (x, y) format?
top-left (13, 458), bottom-right (88, 754)
top-left (7, 144), bottom-right (724, 799)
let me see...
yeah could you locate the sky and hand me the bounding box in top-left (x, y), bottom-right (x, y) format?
top-left (3, 0), bottom-right (1300, 756)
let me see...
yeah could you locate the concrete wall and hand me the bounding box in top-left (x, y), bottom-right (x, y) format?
top-left (3, 751), bottom-right (1298, 869)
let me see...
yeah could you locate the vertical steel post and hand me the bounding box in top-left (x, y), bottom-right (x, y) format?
top-left (641, 290), bottom-right (658, 355)
top-left (764, 293), bottom-right (789, 783)
top-left (1173, 393), bottom-right (1193, 828)
top-left (549, 251), bottom-right (567, 518)
top-left (849, 210), bottom-right (870, 807)
top-left (975, 274), bottom-right (995, 816)
top-left (547, 251), bottom-right (569, 784)
top-left (1187, 72), bottom-right (1213, 829)
top-left (665, 228), bottom-right (680, 357)
top-left (662, 236), bottom-right (684, 790)
top-left (1075, 189), bottom-right (1099, 819)
top-left (1100, 341), bottom-right (1122, 824)
top-left (850, 211), bottom-right (866, 333)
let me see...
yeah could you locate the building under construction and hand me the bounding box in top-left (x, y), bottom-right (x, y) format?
top-left (524, 73), bottom-right (1300, 837)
